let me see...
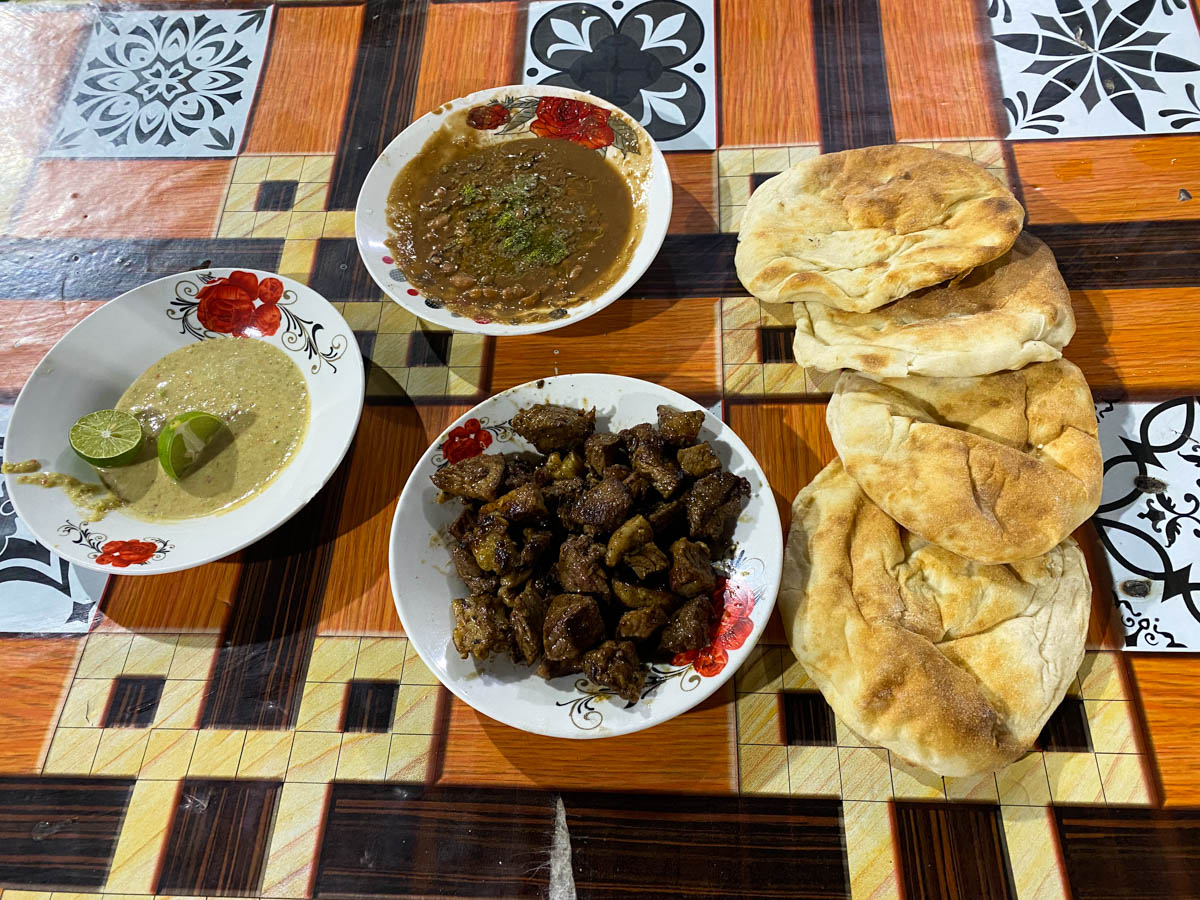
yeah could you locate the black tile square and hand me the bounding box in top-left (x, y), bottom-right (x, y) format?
top-left (783, 691), bottom-right (837, 746)
top-left (355, 330), bottom-right (377, 363)
top-left (310, 238), bottom-right (382, 302)
top-left (1038, 697), bottom-right (1093, 752)
top-left (255, 180), bottom-right (297, 211)
top-left (750, 172), bottom-right (776, 192)
top-left (760, 326), bottom-right (796, 364)
top-left (343, 680), bottom-right (398, 733)
top-left (407, 330), bottom-right (452, 367)
top-left (894, 802), bottom-right (1016, 900)
top-left (102, 676), bottom-right (164, 728)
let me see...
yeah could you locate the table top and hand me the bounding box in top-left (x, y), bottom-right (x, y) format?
top-left (1, 0), bottom-right (1200, 898)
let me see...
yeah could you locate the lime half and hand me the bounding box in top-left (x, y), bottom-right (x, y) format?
top-left (70, 409), bottom-right (143, 467)
top-left (157, 411), bottom-right (227, 480)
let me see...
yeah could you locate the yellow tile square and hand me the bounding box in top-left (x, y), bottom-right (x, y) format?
top-left (970, 139), bottom-right (1004, 168)
top-left (752, 147), bottom-right (791, 173)
top-left (407, 366), bottom-right (449, 397)
top-left (78, 633), bottom-right (133, 678)
top-left (296, 681), bottom-right (346, 731)
top-left (253, 210), bottom-right (292, 239)
top-left (717, 148), bottom-right (754, 177)
top-left (105, 779), bottom-right (178, 893)
top-left (372, 332), bottom-right (409, 368)
top-left (945, 772), bottom-right (999, 802)
top-left (764, 363), bottom-right (806, 395)
top-left (787, 745), bottom-right (840, 797)
top-left (341, 302), bottom-right (383, 332)
top-left (1000, 806), bottom-right (1069, 900)
top-left (1085, 699), bottom-right (1138, 753)
top-left (308, 637), bottom-right (359, 682)
top-left (168, 635), bottom-right (219, 680)
top-left (373, 366), bottom-right (409, 396)
top-left (721, 296), bottom-right (760, 330)
top-left (232, 155), bottom-right (271, 183)
top-left (735, 691), bottom-right (782, 745)
top-left (355, 637), bottom-right (407, 681)
top-left (734, 646), bottom-right (784, 694)
top-left (839, 747), bottom-right (893, 801)
top-left (336, 733), bottom-right (391, 780)
top-left (224, 181), bottom-right (260, 211)
top-left (386, 733), bottom-right (431, 782)
top-left (789, 145), bottom-right (820, 165)
top-left (188, 729), bottom-right (245, 778)
top-left (286, 211), bottom-right (327, 240)
top-left (323, 210), bottom-right (356, 238)
top-left (759, 300), bottom-right (795, 327)
top-left (379, 303), bottom-right (418, 333)
top-left (1097, 753), bottom-right (1152, 805)
top-left (260, 782), bottom-right (327, 898)
top-left (59, 678), bottom-right (114, 728)
top-left (402, 642), bottom-right (439, 685)
top-left (722, 328), bottom-right (759, 366)
top-left (781, 651), bottom-right (814, 691)
top-left (217, 210), bottom-right (257, 238)
top-left (1078, 652), bottom-right (1123, 700)
top-left (267, 155), bottom-right (305, 181)
top-left (392, 684), bottom-right (438, 734)
top-left (890, 757), bottom-right (945, 799)
top-left (92, 729), bottom-right (150, 776)
top-left (1044, 751), bottom-right (1104, 804)
top-left (4, 892), bottom-right (52, 900)
top-left (153, 680), bottom-right (204, 729)
top-left (238, 731), bottom-right (294, 780)
top-left (739, 744), bottom-right (789, 794)
top-left (843, 801), bottom-right (899, 900)
top-left (723, 363), bottom-right (763, 396)
top-left (719, 204), bottom-right (745, 233)
top-left (718, 174), bottom-right (750, 207)
top-left (288, 731), bottom-right (342, 783)
top-left (279, 239), bottom-right (318, 281)
top-left (448, 333), bottom-right (485, 367)
top-left (292, 181), bottom-right (329, 212)
top-left (123, 635), bottom-right (177, 675)
top-left (139, 729), bottom-right (196, 779)
top-left (43, 728), bottom-right (101, 774)
top-left (447, 368), bottom-right (483, 398)
top-left (300, 155), bottom-right (335, 183)
top-left (996, 752), bottom-right (1051, 805)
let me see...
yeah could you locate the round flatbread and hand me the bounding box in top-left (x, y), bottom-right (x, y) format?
top-left (780, 459), bottom-right (1090, 777)
top-left (735, 145), bottom-right (1024, 312)
top-left (827, 360), bottom-right (1102, 563)
top-left (791, 232), bottom-right (1075, 377)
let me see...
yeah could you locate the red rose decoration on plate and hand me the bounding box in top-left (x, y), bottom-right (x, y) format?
top-left (196, 293), bottom-right (254, 335)
top-left (95, 539), bottom-right (157, 568)
top-left (467, 103), bottom-right (511, 130)
top-left (196, 271), bottom-right (284, 337)
top-left (441, 418), bottom-right (493, 464)
top-left (530, 97), bottom-right (614, 150)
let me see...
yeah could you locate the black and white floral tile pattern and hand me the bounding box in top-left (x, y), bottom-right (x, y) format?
top-left (0, 407), bottom-right (106, 633)
top-left (523, 0), bottom-right (716, 150)
top-left (988, 0), bottom-right (1200, 139)
top-left (46, 8), bottom-right (273, 158)
top-left (1094, 398), bottom-right (1200, 650)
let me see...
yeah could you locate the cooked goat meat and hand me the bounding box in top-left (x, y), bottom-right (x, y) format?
top-left (623, 471), bottom-right (652, 501)
top-left (612, 579), bottom-right (679, 609)
top-left (657, 404), bottom-right (705, 446)
top-left (451, 594), bottom-right (514, 660)
top-left (510, 582), bottom-right (549, 664)
top-left (556, 535), bottom-right (610, 596)
top-left (545, 450), bottom-right (586, 480)
top-left (543, 594), bottom-right (606, 660)
top-left (569, 476), bottom-right (633, 532)
top-left (542, 476), bottom-right (585, 508)
top-left (624, 541), bottom-right (669, 580)
top-left (603, 463), bottom-right (633, 482)
top-left (448, 507), bottom-right (477, 542)
top-left (480, 483), bottom-right (547, 523)
top-left (582, 640), bottom-right (645, 703)
top-left (616, 605), bottom-right (669, 641)
top-left (466, 518), bottom-right (518, 574)
top-left (605, 514), bottom-right (654, 567)
top-left (626, 427), bottom-right (683, 498)
top-left (685, 471), bottom-right (751, 546)
top-left (449, 543), bottom-right (498, 595)
top-left (659, 597), bottom-right (713, 654)
top-left (498, 567), bottom-right (533, 604)
top-left (618, 422), bottom-right (656, 455)
top-left (432, 453), bottom-right (505, 501)
top-left (646, 498), bottom-right (684, 535)
top-left (538, 655), bottom-right (584, 679)
top-left (512, 404), bottom-right (595, 453)
top-left (585, 433), bottom-right (624, 477)
top-left (517, 528), bottom-right (554, 568)
top-left (669, 538), bottom-right (716, 599)
top-left (499, 452), bottom-right (546, 491)
top-left (677, 442), bottom-right (722, 478)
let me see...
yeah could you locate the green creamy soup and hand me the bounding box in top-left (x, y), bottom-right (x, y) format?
top-left (100, 338), bottom-right (310, 521)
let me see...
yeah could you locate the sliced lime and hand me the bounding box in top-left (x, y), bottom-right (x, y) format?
top-left (157, 411), bottom-right (228, 480)
top-left (69, 409), bottom-right (143, 467)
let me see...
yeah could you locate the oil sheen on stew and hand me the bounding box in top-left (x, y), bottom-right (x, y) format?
top-left (386, 135), bottom-right (636, 324)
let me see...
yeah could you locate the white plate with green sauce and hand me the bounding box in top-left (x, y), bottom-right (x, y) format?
top-left (3, 269), bottom-right (363, 575)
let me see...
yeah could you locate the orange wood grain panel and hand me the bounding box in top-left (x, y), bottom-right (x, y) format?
top-left (0, 301), bottom-right (105, 395)
top-left (1013, 136), bottom-right (1200, 224)
top-left (412, 2), bottom-right (521, 117)
top-left (491, 298), bottom-right (720, 401)
top-left (438, 684), bottom-right (737, 792)
top-left (1067, 288), bottom-right (1200, 396)
top-left (1128, 656), bottom-right (1200, 806)
top-left (880, 0), bottom-right (1000, 139)
top-left (319, 403), bottom-right (472, 636)
top-left (100, 559), bottom-right (238, 632)
top-left (7, 160), bottom-right (232, 239)
top-left (719, 0), bottom-right (820, 146)
top-left (667, 152), bottom-right (717, 233)
top-left (0, 637), bottom-right (82, 773)
top-left (244, 5), bottom-right (364, 153)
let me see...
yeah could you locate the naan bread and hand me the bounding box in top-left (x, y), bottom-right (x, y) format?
top-left (780, 459), bottom-right (1090, 777)
top-left (827, 360), bottom-right (1102, 563)
top-left (735, 145), bottom-right (1024, 312)
top-left (792, 232), bottom-right (1075, 377)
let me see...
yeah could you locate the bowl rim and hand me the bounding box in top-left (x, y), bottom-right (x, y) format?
top-left (387, 373), bottom-right (784, 738)
top-left (354, 84), bottom-right (673, 337)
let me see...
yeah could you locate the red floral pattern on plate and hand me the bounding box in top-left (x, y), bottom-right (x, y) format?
top-left (95, 539), bottom-right (158, 568)
top-left (441, 418), bottom-right (493, 464)
top-left (673, 577), bottom-right (757, 677)
top-left (196, 270), bottom-right (285, 338)
top-left (529, 97), bottom-right (614, 149)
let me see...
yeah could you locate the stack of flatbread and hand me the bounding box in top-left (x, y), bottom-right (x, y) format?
top-left (736, 145), bottom-right (1103, 777)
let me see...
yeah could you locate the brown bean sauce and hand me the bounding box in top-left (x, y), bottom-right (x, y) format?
top-left (386, 136), bottom-right (635, 324)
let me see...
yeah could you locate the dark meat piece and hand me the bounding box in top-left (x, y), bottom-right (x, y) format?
top-left (451, 594), bottom-right (514, 660)
top-left (449, 543), bottom-right (498, 595)
top-left (625, 542), bottom-right (669, 580)
top-left (480, 483), bottom-right (547, 523)
top-left (677, 442), bottom-right (722, 478)
top-left (618, 422), bottom-right (656, 454)
top-left (685, 471), bottom-right (751, 546)
top-left (569, 476), bottom-right (633, 532)
top-left (512, 404), bottom-right (595, 454)
top-left (466, 517), bottom-right (518, 574)
top-left (646, 498), bottom-right (684, 534)
top-left (498, 568), bottom-right (533, 604)
top-left (659, 597), bottom-right (713, 654)
top-left (622, 425), bottom-right (682, 498)
top-left (556, 535), bottom-right (610, 596)
top-left (603, 464), bottom-right (633, 482)
top-left (605, 514), bottom-right (653, 567)
top-left (517, 528), bottom-right (554, 568)
top-left (585, 433), bottom-right (624, 476)
top-left (582, 640), bottom-right (645, 703)
top-left (542, 476), bottom-right (584, 508)
top-left (538, 655), bottom-right (584, 679)
top-left (500, 452), bottom-right (547, 492)
top-left (448, 507), bottom-right (476, 542)
top-left (612, 579), bottom-right (679, 609)
top-left (545, 450), bottom-right (585, 480)
top-left (657, 404), bottom-right (705, 446)
top-left (543, 594), bottom-right (606, 660)
top-left (510, 582), bottom-right (549, 665)
top-left (623, 471), bottom-right (652, 501)
top-left (432, 453), bottom-right (505, 501)
top-left (616, 605), bottom-right (669, 641)
top-left (669, 538), bottom-right (716, 599)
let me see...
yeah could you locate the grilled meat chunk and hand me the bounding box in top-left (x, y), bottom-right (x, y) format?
top-left (669, 538), bottom-right (716, 599)
top-left (481, 483), bottom-right (547, 523)
top-left (585, 433), bottom-right (624, 476)
top-left (449, 543), bottom-right (498, 595)
top-left (543, 594), bottom-right (606, 660)
top-left (605, 515), bottom-right (654, 567)
top-left (582, 640), bottom-right (645, 703)
top-left (612, 579), bottom-right (679, 609)
top-left (677, 442), bottom-right (722, 478)
top-left (685, 471), bottom-right (751, 547)
top-left (570, 476), bottom-right (633, 532)
top-left (657, 404), bottom-right (705, 447)
top-left (510, 582), bottom-right (549, 665)
top-left (452, 594), bottom-right (513, 660)
top-left (659, 597), bottom-right (713, 654)
top-left (616, 605), bottom-right (669, 641)
top-left (624, 542), bottom-right (669, 579)
top-left (556, 535), bottom-right (610, 596)
top-left (512, 404), bottom-right (595, 453)
top-left (432, 454), bottom-right (505, 501)
top-left (466, 517), bottom-right (519, 575)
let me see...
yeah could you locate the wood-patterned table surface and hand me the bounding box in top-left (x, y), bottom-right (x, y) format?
top-left (2, 1), bottom-right (1200, 898)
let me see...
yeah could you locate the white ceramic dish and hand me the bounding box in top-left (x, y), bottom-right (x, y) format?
top-left (355, 84), bottom-right (672, 336)
top-left (4, 269), bottom-right (364, 575)
top-left (388, 374), bottom-right (783, 739)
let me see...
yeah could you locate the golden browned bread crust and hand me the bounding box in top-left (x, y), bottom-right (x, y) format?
top-left (827, 359), bottom-right (1102, 563)
top-left (779, 459), bottom-right (1090, 777)
top-left (791, 232), bottom-right (1075, 377)
top-left (735, 145), bottom-right (1024, 313)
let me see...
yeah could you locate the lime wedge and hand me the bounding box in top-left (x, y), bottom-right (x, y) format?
top-left (69, 409), bottom-right (143, 467)
top-left (157, 411), bottom-right (227, 480)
